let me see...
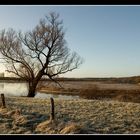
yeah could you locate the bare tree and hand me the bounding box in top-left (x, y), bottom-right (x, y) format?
top-left (0, 12), bottom-right (83, 97)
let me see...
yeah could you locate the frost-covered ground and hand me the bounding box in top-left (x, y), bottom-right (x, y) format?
top-left (0, 96), bottom-right (140, 134)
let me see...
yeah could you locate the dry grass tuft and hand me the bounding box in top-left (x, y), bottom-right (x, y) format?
top-left (60, 122), bottom-right (83, 134)
top-left (35, 120), bottom-right (85, 134)
top-left (35, 120), bottom-right (57, 134)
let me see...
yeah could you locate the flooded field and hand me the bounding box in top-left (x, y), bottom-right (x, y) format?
top-left (0, 82), bottom-right (80, 100)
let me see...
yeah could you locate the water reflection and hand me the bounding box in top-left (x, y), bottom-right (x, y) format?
top-left (0, 83), bottom-right (28, 97)
top-left (0, 82), bottom-right (80, 100)
top-left (0, 83), bottom-right (4, 89)
top-left (36, 92), bottom-right (79, 100)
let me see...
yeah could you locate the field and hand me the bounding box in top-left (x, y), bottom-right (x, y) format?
top-left (0, 80), bottom-right (140, 134)
top-left (0, 96), bottom-right (140, 134)
top-left (39, 80), bottom-right (140, 103)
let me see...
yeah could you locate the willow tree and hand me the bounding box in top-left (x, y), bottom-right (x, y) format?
top-left (0, 12), bottom-right (83, 97)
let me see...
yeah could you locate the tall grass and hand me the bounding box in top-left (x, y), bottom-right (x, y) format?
top-left (39, 82), bottom-right (140, 103)
top-left (80, 86), bottom-right (140, 103)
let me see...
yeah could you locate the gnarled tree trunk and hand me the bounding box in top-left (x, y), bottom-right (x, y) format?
top-left (27, 85), bottom-right (36, 97)
top-left (27, 73), bottom-right (42, 97)
top-left (27, 80), bottom-right (38, 97)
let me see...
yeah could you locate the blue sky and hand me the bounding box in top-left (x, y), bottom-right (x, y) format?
top-left (0, 5), bottom-right (140, 78)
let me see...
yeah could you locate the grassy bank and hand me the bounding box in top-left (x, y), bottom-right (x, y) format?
top-left (0, 96), bottom-right (140, 134)
top-left (39, 85), bottom-right (140, 103)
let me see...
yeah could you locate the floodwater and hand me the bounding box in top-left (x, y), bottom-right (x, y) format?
top-left (0, 82), bottom-right (79, 100)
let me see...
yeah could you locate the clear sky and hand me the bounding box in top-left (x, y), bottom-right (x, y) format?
top-left (0, 5), bottom-right (140, 78)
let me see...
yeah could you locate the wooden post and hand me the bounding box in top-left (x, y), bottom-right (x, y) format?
top-left (50, 97), bottom-right (55, 121)
top-left (1, 94), bottom-right (6, 108)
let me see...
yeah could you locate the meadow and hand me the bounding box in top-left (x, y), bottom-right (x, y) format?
top-left (0, 96), bottom-right (140, 134)
top-left (0, 79), bottom-right (140, 134)
top-left (39, 80), bottom-right (140, 103)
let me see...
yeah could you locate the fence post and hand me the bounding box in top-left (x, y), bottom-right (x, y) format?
top-left (1, 94), bottom-right (6, 108)
top-left (50, 97), bottom-right (55, 121)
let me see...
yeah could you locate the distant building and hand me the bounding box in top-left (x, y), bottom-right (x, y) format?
top-left (0, 73), bottom-right (4, 77)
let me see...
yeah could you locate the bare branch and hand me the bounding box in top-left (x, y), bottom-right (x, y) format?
top-left (0, 12), bottom-right (83, 97)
